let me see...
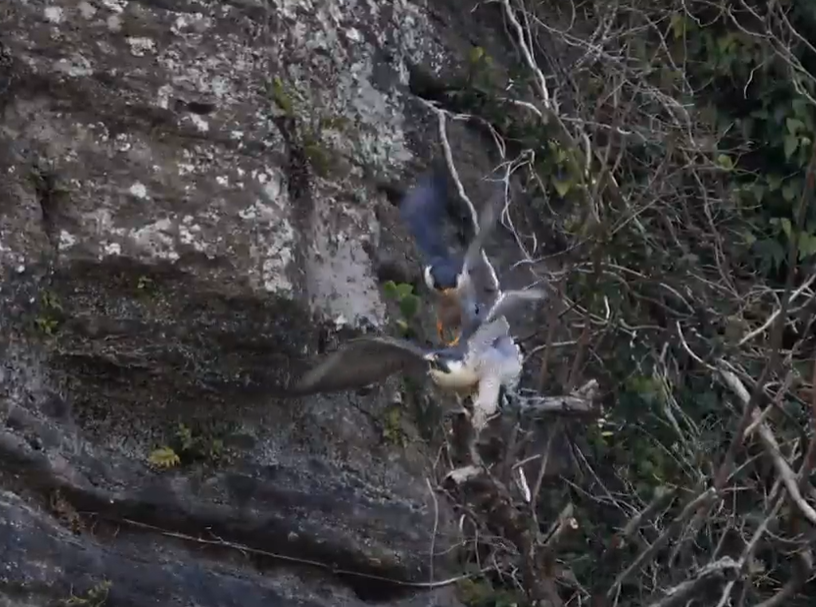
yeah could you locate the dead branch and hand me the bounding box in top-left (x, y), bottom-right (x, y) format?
top-left (719, 368), bottom-right (816, 527)
top-left (604, 488), bottom-right (717, 600)
top-left (591, 486), bottom-right (677, 597)
top-left (645, 557), bottom-right (740, 607)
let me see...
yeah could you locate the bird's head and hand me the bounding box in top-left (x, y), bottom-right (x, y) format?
top-left (423, 351), bottom-right (466, 375)
top-left (423, 262), bottom-right (468, 297)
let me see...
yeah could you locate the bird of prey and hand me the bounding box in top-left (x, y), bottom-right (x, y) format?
top-left (398, 163), bottom-right (503, 347)
top-left (287, 288), bottom-right (547, 432)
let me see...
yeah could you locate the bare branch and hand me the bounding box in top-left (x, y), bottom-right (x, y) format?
top-left (646, 557), bottom-right (740, 607)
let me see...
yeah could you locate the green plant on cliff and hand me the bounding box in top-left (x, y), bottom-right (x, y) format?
top-left (382, 280), bottom-right (421, 337)
top-left (149, 422), bottom-right (233, 470)
top-left (34, 289), bottom-right (63, 336)
top-left (266, 75), bottom-right (344, 178)
top-left (63, 580), bottom-right (112, 607)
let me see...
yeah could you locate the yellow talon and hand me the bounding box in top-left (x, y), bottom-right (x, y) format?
top-left (436, 319), bottom-right (446, 341)
top-left (436, 318), bottom-right (460, 346)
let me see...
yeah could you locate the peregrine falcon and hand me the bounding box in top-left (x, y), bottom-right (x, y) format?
top-left (287, 288), bottom-right (546, 432)
top-left (398, 163), bottom-right (503, 346)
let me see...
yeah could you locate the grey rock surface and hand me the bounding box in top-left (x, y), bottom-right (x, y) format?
top-left (0, 0), bottom-right (544, 605)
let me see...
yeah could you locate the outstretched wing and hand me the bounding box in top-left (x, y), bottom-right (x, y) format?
top-left (482, 289), bottom-right (547, 326)
top-left (399, 165), bottom-right (451, 262)
top-left (289, 336), bottom-right (431, 396)
top-left (462, 181), bottom-right (505, 274)
top-left (464, 316), bottom-right (512, 361)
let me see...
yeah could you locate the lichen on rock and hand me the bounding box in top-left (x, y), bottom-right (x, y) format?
top-left (0, 0), bottom-right (525, 605)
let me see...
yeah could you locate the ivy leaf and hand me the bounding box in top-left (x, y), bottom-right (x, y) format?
top-left (669, 13), bottom-right (686, 39)
top-left (716, 154), bottom-right (734, 170)
top-left (382, 280), bottom-right (399, 300)
top-left (468, 46), bottom-right (485, 64)
top-left (784, 135), bottom-right (799, 159)
top-left (148, 447), bottom-right (181, 469)
top-left (552, 178), bottom-right (572, 197)
top-left (395, 282), bottom-right (414, 299)
top-left (779, 217), bottom-right (792, 239)
top-left (717, 34), bottom-right (735, 53)
top-left (398, 294), bottom-right (420, 319)
top-left (782, 182), bottom-right (798, 202)
top-left (799, 233), bottom-right (816, 259)
top-left (792, 97), bottom-right (809, 118)
top-left (786, 117), bottom-right (805, 135)
top-left (751, 184), bottom-right (766, 203)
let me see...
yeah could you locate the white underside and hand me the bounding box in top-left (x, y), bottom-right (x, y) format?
top-left (426, 330), bottom-right (525, 433)
top-left (428, 368), bottom-right (480, 390)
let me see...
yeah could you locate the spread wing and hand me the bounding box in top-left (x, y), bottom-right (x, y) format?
top-left (464, 316), bottom-right (512, 361)
top-left (462, 182), bottom-right (504, 273)
top-left (482, 289), bottom-right (547, 326)
top-left (288, 336), bottom-right (431, 396)
top-left (399, 166), bottom-right (451, 262)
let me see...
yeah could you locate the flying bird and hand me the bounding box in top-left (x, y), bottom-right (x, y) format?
top-left (398, 164), bottom-right (503, 346)
top-left (287, 287), bottom-right (547, 432)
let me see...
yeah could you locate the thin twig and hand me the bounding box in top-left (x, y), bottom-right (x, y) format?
top-left (719, 368), bottom-right (816, 526)
top-left (605, 488), bottom-right (717, 599)
top-left (114, 517), bottom-right (488, 588)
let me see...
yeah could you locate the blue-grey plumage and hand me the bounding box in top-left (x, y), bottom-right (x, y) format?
top-left (398, 165), bottom-right (460, 288)
top-left (398, 164), bottom-right (504, 344)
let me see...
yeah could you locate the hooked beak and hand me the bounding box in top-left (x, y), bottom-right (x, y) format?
top-left (423, 353), bottom-right (448, 372)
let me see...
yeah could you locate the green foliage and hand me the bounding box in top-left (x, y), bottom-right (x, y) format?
top-left (63, 580), bottom-right (112, 607)
top-left (136, 275), bottom-right (155, 293)
top-left (35, 289), bottom-right (63, 336)
top-left (149, 422), bottom-right (233, 470)
top-left (428, 1), bottom-right (816, 604)
top-left (35, 315), bottom-right (60, 336)
top-left (266, 76), bottom-right (344, 177)
top-left (383, 280), bottom-right (422, 336)
top-left (381, 404), bottom-right (408, 447)
top-left (673, 3), bottom-right (816, 275)
top-left (302, 131), bottom-right (333, 178)
top-left (148, 446), bottom-right (181, 469)
top-left (269, 76), bottom-right (294, 116)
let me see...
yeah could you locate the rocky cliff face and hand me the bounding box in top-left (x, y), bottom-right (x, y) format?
top-left (0, 0), bottom-right (533, 605)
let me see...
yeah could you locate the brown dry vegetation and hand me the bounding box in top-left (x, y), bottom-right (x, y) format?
top-left (423, 0), bottom-right (816, 605)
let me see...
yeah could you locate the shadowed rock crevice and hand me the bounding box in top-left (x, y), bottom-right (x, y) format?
top-left (0, 431), bottom-right (432, 601)
top-left (0, 255), bottom-right (462, 604)
top-left (0, 489), bottom-right (434, 607)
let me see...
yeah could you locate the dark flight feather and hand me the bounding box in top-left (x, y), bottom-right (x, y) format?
top-left (289, 336), bottom-right (431, 396)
